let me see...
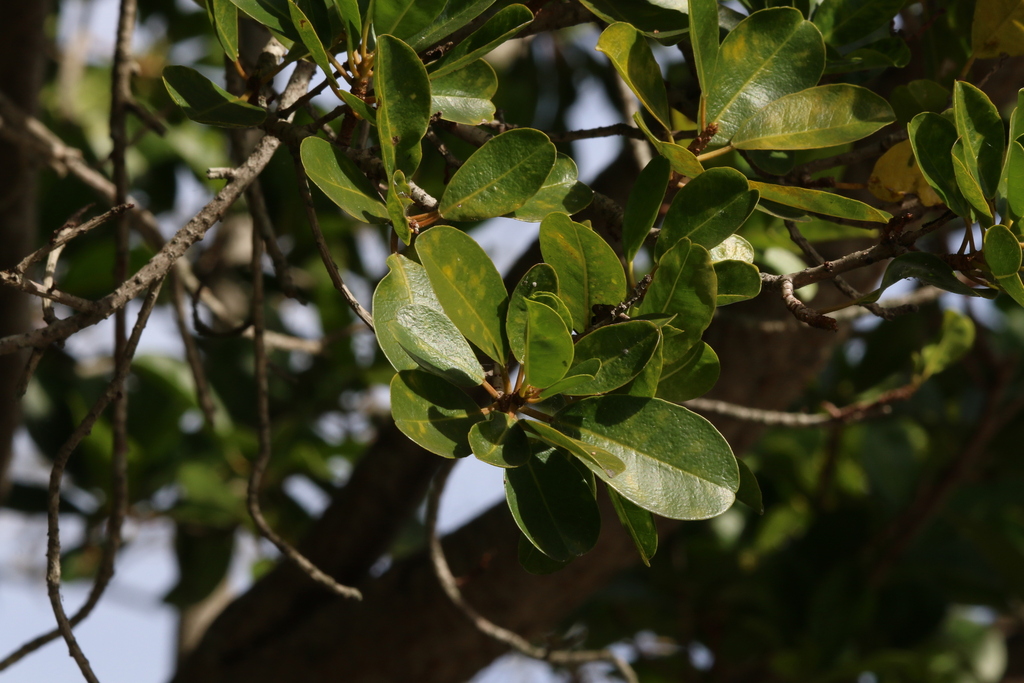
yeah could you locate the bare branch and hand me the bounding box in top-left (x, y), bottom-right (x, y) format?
top-left (171, 273), bottom-right (218, 428)
top-left (780, 277), bottom-right (838, 331)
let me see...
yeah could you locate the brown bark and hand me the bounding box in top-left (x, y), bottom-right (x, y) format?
top-left (0, 2), bottom-right (49, 500)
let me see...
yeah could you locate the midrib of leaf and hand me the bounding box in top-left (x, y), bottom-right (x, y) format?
top-left (676, 194), bottom-right (748, 242)
top-left (381, 0), bottom-right (416, 34)
top-left (651, 247), bottom-right (692, 313)
top-left (445, 143), bottom-right (549, 210)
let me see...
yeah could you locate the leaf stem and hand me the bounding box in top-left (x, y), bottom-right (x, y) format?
top-left (696, 143), bottom-right (734, 162)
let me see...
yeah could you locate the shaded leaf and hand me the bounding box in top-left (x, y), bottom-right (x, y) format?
top-left (578, 0), bottom-right (688, 40)
top-left (985, 223), bottom-right (1024, 307)
top-left (429, 59), bottom-right (498, 125)
top-left (657, 331), bottom-right (720, 403)
top-left (657, 167), bottom-right (758, 258)
top-left (714, 260), bottom-right (762, 306)
top-left (609, 489), bottom-right (658, 566)
top-left (429, 4), bottom-right (533, 78)
top-left (566, 321), bottom-right (661, 395)
top-left (860, 252), bottom-right (998, 303)
top-left (918, 309), bottom-right (976, 380)
top-left (508, 154), bottom-right (593, 222)
top-left (735, 458), bottom-right (764, 514)
top-left (300, 136), bottom-right (389, 223)
top-left (163, 66), bottom-right (266, 128)
top-left (518, 532), bottom-right (571, 574)
top-left (390, 370), bottom-right (483, 458)
top-left (954, 81), bottom-right (1005, 199)
top-left (405, 0), bottom-right (496, 51)
top-left (523, 299), bottom-right (574, 389)
top-left (813, 0), bottom-right (906, 47)
top-left (972, 0), bottom-right (1024, 58)
top-left (417, 226), bottom-right (510, 363)
top-left (890, 79), bottom-right (949, 126)
top-left (750, 181), bottom-right (892, 223)
top-left (229, 0), bottom-right (300, 41)
top-left (613, 339), bottom-right (663, 398)
top-left (374, 0), bottom-right (446, 44)
top-left (439, 129), bottom-right (556, 221)
top-left (386, 170), bottom-right (415, 245)
top-left (952, 137), bottom-right (994, 220)
top-left (554, 396), bottom-right (739, 520)
top-left (521, 420), bottom-right (626, 478)
top-left (389, 304), bottom-right (485, 387)
top-left (623, 157), bottom-right (671, 263)
top-left (690, 0), bottom-right (720, 124)
top-left (597, 23), bottom-right (672, 132)
top-left (823, 36), bottom-right (910, 74)
top-left (338, 89), bottom-right (377, 124)
top-left (1004, 140), bottom-right (1024, 224)
top-left (470, 413), bottom-right (531, 467)
top-left (207, 0), bottom-right (239, 61)
top-left (908, 112), bottom-right (972, 217)
top-left (372, 254), bottom-right (445, 372)
top-left (376, 35), bottom-right (431, 177)
top-left (641, 240), bottom-right (718, 335)
top-left (508, 264), bottom-right (559, 361)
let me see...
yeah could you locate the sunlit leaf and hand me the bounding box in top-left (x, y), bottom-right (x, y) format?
top-left (386, 170), bottom-right (415, 245)
top-left (750, 181), bottom-right (891, 223)
top-left (288, 0), bottom-right (339, 88)
top-left (508, 154), bottom-right (593, 222)
top-left (566, 321), bottom-right (661, 396)
top-left (689, 0), bottom-right (720, 125)
top-left (953, 81), bottom-right (1005, 199)
top-left (623, 157), bottom-right (671, 263)
top-left (908, 112), bottom-right (972, 218)
top-left (640, 240), bottom-right (717, 334)
top-left (372, 254), bottom-right (445, 372)
top-left (597, 22), bottom-right (672, 132)
top-left (429, 60), bottom-right (498, 126)
top-left (207, 0), bottom-right (239, 61)
top-left (229, 0), bottom-right (300, 41)
top-left (521, 420), bottom-right (626, 478)
top-left (389, 304), bottom-right (484, 387)
top-left (508, 264), bottom-right (559, 361)
top-left (714, 260), bottom-right (762, 306)
top-left (376, 35), bottom-right (431, 177)
top-left (429, 4), bottom-right (533, 78)
top-left (405, 0), bottom-right (497, 51)
top-left (374, 0), bottom-right (446, 44)
top-left (300, 136), bottom-right (389, 223)
top-left (634, 114), bottom-right (705, 177)
top-left (709, 234), bottom-right (755, 264)
top-left (657, 167), bottom-right (758, 259)
top-left (868, 139), bottom-right (943, 207)
top-left (523, 299), bottom-right (574, 389)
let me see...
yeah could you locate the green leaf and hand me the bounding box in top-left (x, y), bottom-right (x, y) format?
top-left (508, 264), bottom-right (559, 362)
top-left (985, 223), bottom-right (1024, 307)
top-left (229, 0), bottom-right (300, 41)
top-left (162, 66), bottom-right (266, 128)
top-left (390, 370), bottom-right (483, 458)
top-left (597, 23), bottom-right (672, 133)
top-left (633, 113), bottom-right (705, 177)
top-left (890, 79), bottom-right (949, 126)
top-left (539, 213), bottom-right (627, 332)
top-left (429, 60), bottom-right (498, 126)
top-left (908, 112), bottom-right (972, 218)
top-left (623, 157), bottom-right (671, 263)
top-left (523, 299), bottom-right (574, 389)
top-left (613, 339), bottom-right (663, 398)
top-left (578, 0), bottom-right (688, 40)
top-left (374, 0), bottom-right (446, 44)
top-left (288, 0), bottom-right (339, 88)
top-left (714, 260), bottom-right (762, 306)
top-left (520, 420), bottom-right (626, 478)
top-left (376, 35), bottom-right (431, 177)
top-left (812, 0), bottom-right (906, 47)
top-left (608, 489), bottom-right (658, 566)
top-left (657, 330), bottom-right (720, 403)
top-left (748, 149), bottom-right (795, 175)
top-left (537, 359), bottom-right (602, 399)
top-left (389, 304), bottom-right (485, 387)
top-left (710, 234), bottom-right (755, 263)
top-left (859, 252), bottom-right (998, 303)
top-left (566, 321), bottom-right (661, 395)
top-left (705, 7), bottom-right (825, 146)
top-left (735, 458), bottom-right (764, 514)
top-left (507, 154), bottom-right (593, 222)
top-left (952, 137), bottom-right (994, 221)
top-left (750, 181), bottom-right (892, 224)
top-left (416, 225), bottom-right (510, 363)
top-left (657, 167), bottom-right (758, 259)
top-left (428, 4), bottom-right (533, 78)
top-left (640, 240), bottom-right (717, 335)
top-left (207, 0), bottom-right (239, 61)
top-left (469, 412), bottom-right (531, 467)
top-left (1003, 140), bottom-right (1024, 224)
top-left (972, 0), bottom-right (1024, 59)
top-left (439, 129), bottom-right (556, 221)
top-left (918, 309), bottom-right (976, 380)
top-left (953, 81), bottom-right (1005, 199)
top-left (554, 396), bottom-right (739, 520)
top-left (386, 170), bottom-right (414, 245)
top-left (338, 89), bottom-right (377, 124)
top-left (518, 533), bottom-right (572, 573)
top-left (300, 136), bottom-right (389, 223)
top-left (505, 447), bottom-right (601, 562)
top-left (689, 0), bottom-right (720, 123)
top-left (823, 36), bottom-right (911, 74)
top-left (731, 85), bottom-right (895, 150)
top-left (405, 0), bottom-right (496, 51)
top-left (372, 254), bottom-right (445, 372)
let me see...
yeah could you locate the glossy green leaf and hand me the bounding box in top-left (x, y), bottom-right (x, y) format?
top-left (690, 0), bottom-right (720, 123)
top-left (389, 304), bottom-right (484, 387)
top-left (657, 331), bottom-right (720, 403)
top-left (469, 413), bottom-right (531, 467)
top-left (566, 321), bottom-right (661, 396)
top-left (623, 157), bottom-right (671, 263)
top-left (518, 532), bottom-right (571, 574)
top-left (710, 234), bottom-right (755, 264)
top-left (508, 264), bottom-right (559, 361)
top-left (705, 8), bottom-right (825, 146)
top-left (919, 309), bottom-right (976, 380)
top-left (860, 252), bottom-right (998, 303)
top-left (609, 489), bottom-right (658, 566)
top-left (908, 112), bottom-right (972, 218)
top-left (812, 0), bottom-right (905, 47)
top-left (890, 79), bottom-right (949, 125)
top-left (1004, 140), bottom-right (1024, 224)
top-left (954, 81), bottom-right (1005, 199)
top-left (429, 4), bottom-right (533, 78)
top-left (405, 0), bottom-right (496, 51)
top-left (429, 60), bottom-right (498, 126)
top-left (613, 339), bottom-right (662, 398)
top-left (333, 0), bottom-right (360, 29)
top-left (300, 136), bottom-right (389, 223)
top-left (523, 300), bottom-right (574, 389)
top-left (633, 113), bottom-right (705, 177)
top-left (539, 213), bottom-right (626, 332)
top-left (731, 85), bottom-right (895, 150)
top-left (735, 458), bottom-right (764, 514)
top-left (750, 181), bottom-right (891, 224)
top-left (657, 167), bottom-right (758, 259)
top-left (162, 66), bottom-right (266, 128)
top-left (554, 396), bottom-right (739, 520)
top-left (952, 137), bottom-right (994, 220)
top-left (972, 0), bottom-right (1024, 59)
top-left (714, 260), bottom-right (762, 306)
top-left (531, 292), bottom-right (575, 338)
top-left (229, 0), bottom-right (300, 41)
top-left (439, 129), bottom-right (556, 221)
top-left (390, 370), bottom-right (483, 458)
top-left (597, 23), bottom-right (672, 132)
top-left (207, 0), bottom-right (239, 61)
top-left (338, 89), bottom-right (377, 124)
top-left (508, 154), bottom-right (593, 222)
top-left (578, 0), bottom-right (688, 39)
top-left (537, 359), bottom-right (602, 399)
top-left (372, 254), bottom-right (445, 372)
top-left (823, 36), bottom-right (910, 74)
top-left (505, 447), bottom-right (601, 562)
top-left (416, 225), bottom-right (510, 363)
top-left (521, 420), bottom-right (626, 478)
top-left (288, 0), bottom-right (338, 88)
top-left (374, 0), bottom-right (446, 43)
top-left (640, 240), bottom-right (717, 334)
top-left (376, 35), bottom-right (431, 177)
top-left (386, 170), bottom-right (414, 245)
top-left (985, 223), bottom-right (1024, 307)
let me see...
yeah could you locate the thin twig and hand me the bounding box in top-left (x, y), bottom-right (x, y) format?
top-left (13, 204), bottom-right (132, 274)
top-left (246, 176), bottom-right (298, 298)
top-left (246, 206), bottom-right (363, 601)
top-left (291, 153), bottom-right (373, 330)
top-left (426, 461), bottom-right (638, 682)
top-left (171, 273), bottom-right (218, 428)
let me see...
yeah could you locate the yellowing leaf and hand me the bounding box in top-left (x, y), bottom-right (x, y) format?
top-left (868, 140), bottom-right (943, 206)
top-left (972, 0), bottom-right (1024, 59)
